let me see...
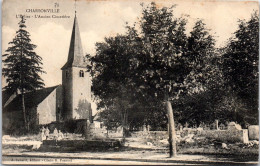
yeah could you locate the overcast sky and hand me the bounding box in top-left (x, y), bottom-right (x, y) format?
top-left (2, 0), bottom-right (258, 87)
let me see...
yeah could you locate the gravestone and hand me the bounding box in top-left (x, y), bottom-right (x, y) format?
top-left (248, 125), bottom-right (259, 140)
top-left (180, 125), bottom-right (183, 132)
top-left (219, 123), bottom-right (225, 130)
top-left (228, 122), bottom-right (248, 143)
top-left (215, 120), bottom-right (219, 130)
top-left (205, 124), bottom-right (210, 130)
top-left (143, 125), bottom-right (147, 132)
top-left (147, 125), bottom-right (151, 132)
top-left (228, 122), bottom-right (242, 131)
top-left (185, 122), bottom-right (189, 128)
top-left (199, 122), bottom-right (248, 143)
top-left (196, 127), bottom-right (203, 135)
top-left (210, 122), bottom-right (216, 130)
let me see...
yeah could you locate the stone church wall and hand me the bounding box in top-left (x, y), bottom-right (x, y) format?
top-left (71, 67), bottom-right (92, 119)
top-left (62, 68), bottom-right (73, 120)
top-left (37, 88), bottom-right (57, 124)
top-left (55, 85), bottom-right (63, 121)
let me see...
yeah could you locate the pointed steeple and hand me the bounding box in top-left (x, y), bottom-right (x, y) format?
top-left (61, 15), bottom-right (86, 70)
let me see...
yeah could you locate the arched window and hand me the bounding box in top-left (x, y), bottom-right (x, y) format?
top-left (79, 70), bottom-right (84, 77)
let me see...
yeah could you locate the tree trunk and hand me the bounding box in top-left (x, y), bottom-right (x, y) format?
top-left (21, 93), bottom-right (28, 133)
top-left (166, 100), bottom-right (177, 157)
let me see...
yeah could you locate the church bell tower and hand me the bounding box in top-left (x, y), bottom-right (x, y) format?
top-left (61, 14), bottom-right (92, 120)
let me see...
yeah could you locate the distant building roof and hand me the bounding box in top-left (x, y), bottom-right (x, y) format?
top-left (2, 90), bottom-right (15, 107)
top-left (3, 85), bottom-right (60, 112)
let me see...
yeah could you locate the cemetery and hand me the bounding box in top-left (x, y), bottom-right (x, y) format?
top-left (2, 120), bottom-right (259, 158)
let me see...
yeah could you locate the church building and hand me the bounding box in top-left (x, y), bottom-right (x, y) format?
top-left (61, 13), bottom-right (92, 121)
top-left (2, 14), bottom-right (92, 134)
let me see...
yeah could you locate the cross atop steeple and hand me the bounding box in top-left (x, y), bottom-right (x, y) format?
top-left (74, 0), bottom-right (77, 16)
top-left (61, 13), bottom-right (86, 70)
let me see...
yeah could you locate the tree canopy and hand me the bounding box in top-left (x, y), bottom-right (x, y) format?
top-left (87, 2), bottom-right (259, 131)
top-left (3, 16), bottom-right (45, 93)
top-left (3, 16), bottom-right (46, 132)
top-left (222, 12), bottom-right (259, 125)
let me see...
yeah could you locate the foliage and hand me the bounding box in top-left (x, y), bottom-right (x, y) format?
top-left (88, 2), bottom-right (259, 132)
top-left (99, 108), bottom-right (122, 131)
top-left (137, 3), bottom-right (189, 101)
top-left (184, 20), bottom-right (219, 94)
top-left (222, 12), bottom-right (259, 124)
top-left (3, 17), bottom-right (45, 93)
top-left (87, 2), bottom-right (188, 131)
top-left (75, 99), bottom-right (92, 119)
top-left (2, 16), bottom-right (45, 132)
top-left (87, 34), bottom-right (140, 134)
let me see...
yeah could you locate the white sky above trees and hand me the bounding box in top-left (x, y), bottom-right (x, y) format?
top-left (2, 0), bottom-right (258, 88)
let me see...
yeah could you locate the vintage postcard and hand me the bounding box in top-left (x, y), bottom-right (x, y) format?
top-left (2, 0), bottom-right (259, 165)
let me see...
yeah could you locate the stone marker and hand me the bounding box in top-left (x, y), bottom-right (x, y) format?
top-left (221, 143), bottom-right (229, 149)
top-left (219, 124), bottom-right (225, 130)
top-left (216, 120), bottom-right (219, 130)
top-left (228, 122), bottom-right (242, 131)
top-left (197, 127), bottom-right (203, 135)
top-left (248, 125), bottom-right (259, 140)
top-left (200, 122), bottom-right (249, 143)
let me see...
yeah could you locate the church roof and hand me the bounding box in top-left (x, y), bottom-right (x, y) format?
top-left (61, 15), bottom-right (87, 70)
top-left (2, 90), bottom-right (15, 107)
top-left (3, 85), bottom-right (60, 112)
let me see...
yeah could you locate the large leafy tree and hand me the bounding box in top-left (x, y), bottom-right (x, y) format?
top-left (98, 106), bottom-right (122, 132)
top-left (185, 20), bottom-right (217, 93)
top-left (174, 20), bottom-right (225, 124)
top-left (222, 12), bottom-right (259, 124)
top-left (3, 16), bottom-right (46, 132)
top-left (88, 2), bottom-right (189, 157)
top-left (89, 2), bottom-right (257, 157)
top-left (88, 33), bottom-right (142, 137)
top-left (137, 4), bottom-right (188, 101)
top-left (135, 3), bottom-right (190, 157)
